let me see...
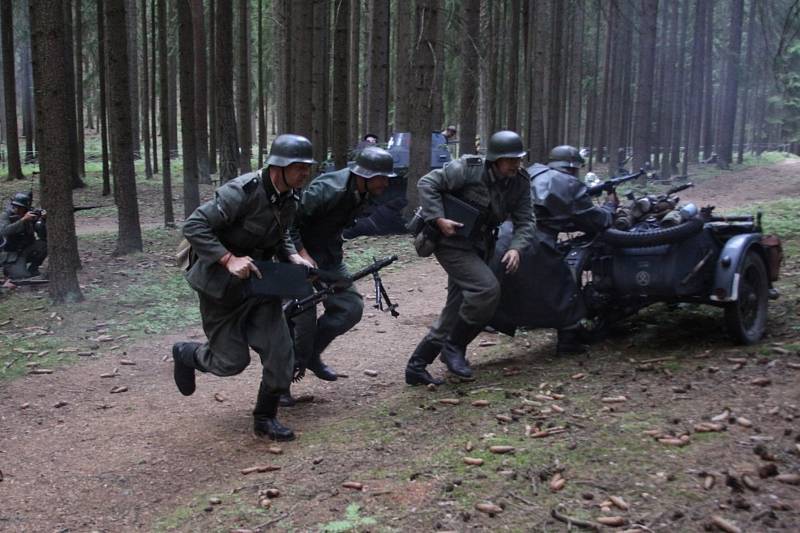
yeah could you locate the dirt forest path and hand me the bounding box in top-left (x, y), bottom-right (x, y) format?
top-left (1, 159), bottom-right (799, 532)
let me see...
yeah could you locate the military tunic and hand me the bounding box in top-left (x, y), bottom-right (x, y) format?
top-left (182, 171), bottom-right (298, 393)
top-left (289, 168), bottom-right (368, 364)
top-left (0, 208), bottom-right (47, 278)
top-left (417, 155), bottom-right (535, 344)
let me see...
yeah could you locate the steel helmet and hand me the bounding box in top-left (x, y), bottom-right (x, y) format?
top-left (351, 147), bottom-right (397, 179)
top-left (265, 134), bottom-right (316, 167)
top-left (486, 130), bottom-right (526, 161)
top-left (10, 192), bottom-right (32, 209)
top-left (548, 145), bottom-right (585, 170)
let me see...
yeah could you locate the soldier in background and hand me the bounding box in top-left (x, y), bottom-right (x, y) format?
top-left (404, 131), bottom-right (535, 385)
top-left (283, 147), bottom-right (396, 405)
top-left (0, 192), bottom-right (47, 279)
top-left (171, 135), bottom-right (316, 442)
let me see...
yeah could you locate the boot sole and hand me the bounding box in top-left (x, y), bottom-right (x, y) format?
top-left (405, 371), bottom-right (444, 386)
top-left (254, 430), bottom-right (296, 442)
top-left (172, 344), bottom-right (196, 396)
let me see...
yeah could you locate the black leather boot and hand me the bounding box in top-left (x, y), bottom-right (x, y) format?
top-left (253, 385), bottom-right (295, 441)
top-left (307, 352), bottom-right (338, 381)
top-left (405, 338), bottom-right (444, 386)
top-left (439, 319), bottom-right (482, 378)
top-left (279, 389), bottom-right (297, 407)
top-left (556, 327), bottom-right (587, 355)
top-left (172, 342), bottom-right (201, 396)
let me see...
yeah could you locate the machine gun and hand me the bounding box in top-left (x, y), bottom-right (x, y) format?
top-left (586, 168), bottom-right (646, 197)
top-left (282, 255), bottom-right (399, 320)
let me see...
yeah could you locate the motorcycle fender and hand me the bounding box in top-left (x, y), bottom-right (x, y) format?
top-left (710, 234), bottom-right (762, 302)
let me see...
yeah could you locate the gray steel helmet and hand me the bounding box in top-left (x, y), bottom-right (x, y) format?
top-left (10, 192), bottom-right (32, 209)
top-left (548, 145), bottom-right (585, 170)
top-left (265, 134), bottom-right (316, 167)
top-left (486, 130), bottom-right (526, 161)
top-left (351, 147), bottom-right (397, 179)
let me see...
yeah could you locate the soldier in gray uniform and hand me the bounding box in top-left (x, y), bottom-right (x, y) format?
top-left (404, 131), bottom-right (535, 385)
top-left (282, 147), bottom-right (396, 405)
top-left (1, 192), bottom-right (48, 279)
top-left (171, 134), bottom-right (316, 441)
top-left (528, 145), bottom-right (617, 353)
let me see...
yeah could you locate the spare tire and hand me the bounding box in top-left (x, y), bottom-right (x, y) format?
top-left (600, 217), bottom-right (704, 248)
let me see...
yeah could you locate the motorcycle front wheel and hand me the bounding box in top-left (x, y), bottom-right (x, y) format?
top-left (724, 251), bottom-right (768, 345)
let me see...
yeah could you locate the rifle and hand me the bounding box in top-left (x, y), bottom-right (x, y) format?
top-left (282, 255), bottom-right (399, 320)
top-left (586, 169), bottom-right (646, 197)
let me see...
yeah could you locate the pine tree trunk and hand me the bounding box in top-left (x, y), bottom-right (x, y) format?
top-left (366, 0), bottom-right (389, 142)
top-left (74, 0), bottom-right (85, 176)
top-left (192, 0), bottom-right (210, 182)
top-left (29, 0), bottom-right (83, 303)
top-left (566, 1), bottom-right (584, 146)
top-left (141, 0), bottom-right (153, 179)
top-left (177, 0), bottom-right (199, 216)
top-left (98, 0), bottom-right (111, 196)
top-left (63, 0), bottom-right (84, 188)
top-left (257, 0), bottom-right (265, 169)
top-left (311, 0), bottom-right (328, 164)
top-left (527, 0), bottom-right (547, 163)
top-left (1, 0), bottom-right (24, 180)
top-left (632, 0), bottom-right (658, 171)
top-left (505, 0), bottom-right (520, 132)
top-left (546, 0), bottom-right (564, 148)
top-left (669, 0), bottom-right (690, 174)
top-left (393, 0), bottom-right (411, 132)
top-left (237, 0), bottom-right (252, 171)
top-left (105, 0), bottom-right (144, 255)
top-left (21, 35), bottom-right (35, 163)
top-left (348, 0), bottom-right (360, 145)
top-left (291, 1), bottom-right (313, 138)
top-left (657, 0), bottom-right (677, 177)
top-left (684, 0), bottom-right (707, 168)
top-left (158, 0), bottom-right (174, 225)
top-left (716, 0), bottom-right (744, 169)
top-left (431, 4), bottom-right (446, 130)
top-left (208, 0), bottom-right (217, 174)
top-left (701, 1), bottom-right (714, 160)
top-left (459, 0), bottom-right (480, 156)
top-left (168, 13), bottom-right (178, 157)
top-left (126, 0), bottom-right (140, 159)
top-left (332, 0), bottom-right (350, 168)
top-left (736, 0), bottom-right (757, 164)
top-left (216, 0), bottom-right (239, 181)
top-left (407, 0), bottom-right (439, 215)
top-left (150, 0), bottom-right (158, 173)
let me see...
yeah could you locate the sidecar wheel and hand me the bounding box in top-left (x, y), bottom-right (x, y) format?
top-left (724, 251), bottom-right (768, 345)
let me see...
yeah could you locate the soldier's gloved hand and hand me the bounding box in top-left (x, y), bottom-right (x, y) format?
top-left (436, 217), bottom-right (464, 237)
top-left (21, 211), bottom-right (38, 223)
top-left (221, 254), bottom-right (262, 279)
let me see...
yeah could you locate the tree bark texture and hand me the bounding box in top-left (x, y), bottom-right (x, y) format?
top-left (192, 0), bottom-right (210, 182)
top-left (158, 0), bottom-right (174, 225)
top-left (141, 0), bottom-right (153, 179)
top-left (98, 0), bottom-right (111, 195)
top-left (29, 0), bottom-right (83, 303)
top-left (178, 0), bottom-right (199, 216)
top-left (332, 0), bottom-right (350, 168)
top-left (1, 0), bottom-right (24, 180)
top-left (74, 0), bottom-right (85, 176)
top-left (237, 0), bottom-right (252, 171)
top-left (62, 0), bottom-right (84, 188)
top-left (716, 0), bottom-right (744, 169)
top-left (459, 0), bottom-right (480, 156)
top-left (632, 0), bottom-right (658, 171)
top-left (215, 0), bottom-right (239, 182)
top-left (104, 0), bottom-right (143, 255)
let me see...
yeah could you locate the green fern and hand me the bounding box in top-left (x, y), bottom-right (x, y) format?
top-left (320, 504), bottom-right (377, 532)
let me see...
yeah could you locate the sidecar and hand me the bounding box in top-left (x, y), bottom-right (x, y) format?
top-left (569, 214), bottom-right (782, 345)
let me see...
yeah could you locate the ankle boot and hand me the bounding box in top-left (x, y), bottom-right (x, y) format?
top-left (307, 351), bottom-right (338, 381)
top-left (279, 389), bottom-right (297, 407)
top-left (556, 327), bottom-right (587, 355)
top-left (172, 342), bottom-right (200, 396)
top-left (253, 386), bottom-right (295, 441)
top-left (405, 339), bottom-right (444, 386)
top-left (439, 319), bottom-right (482, 378)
